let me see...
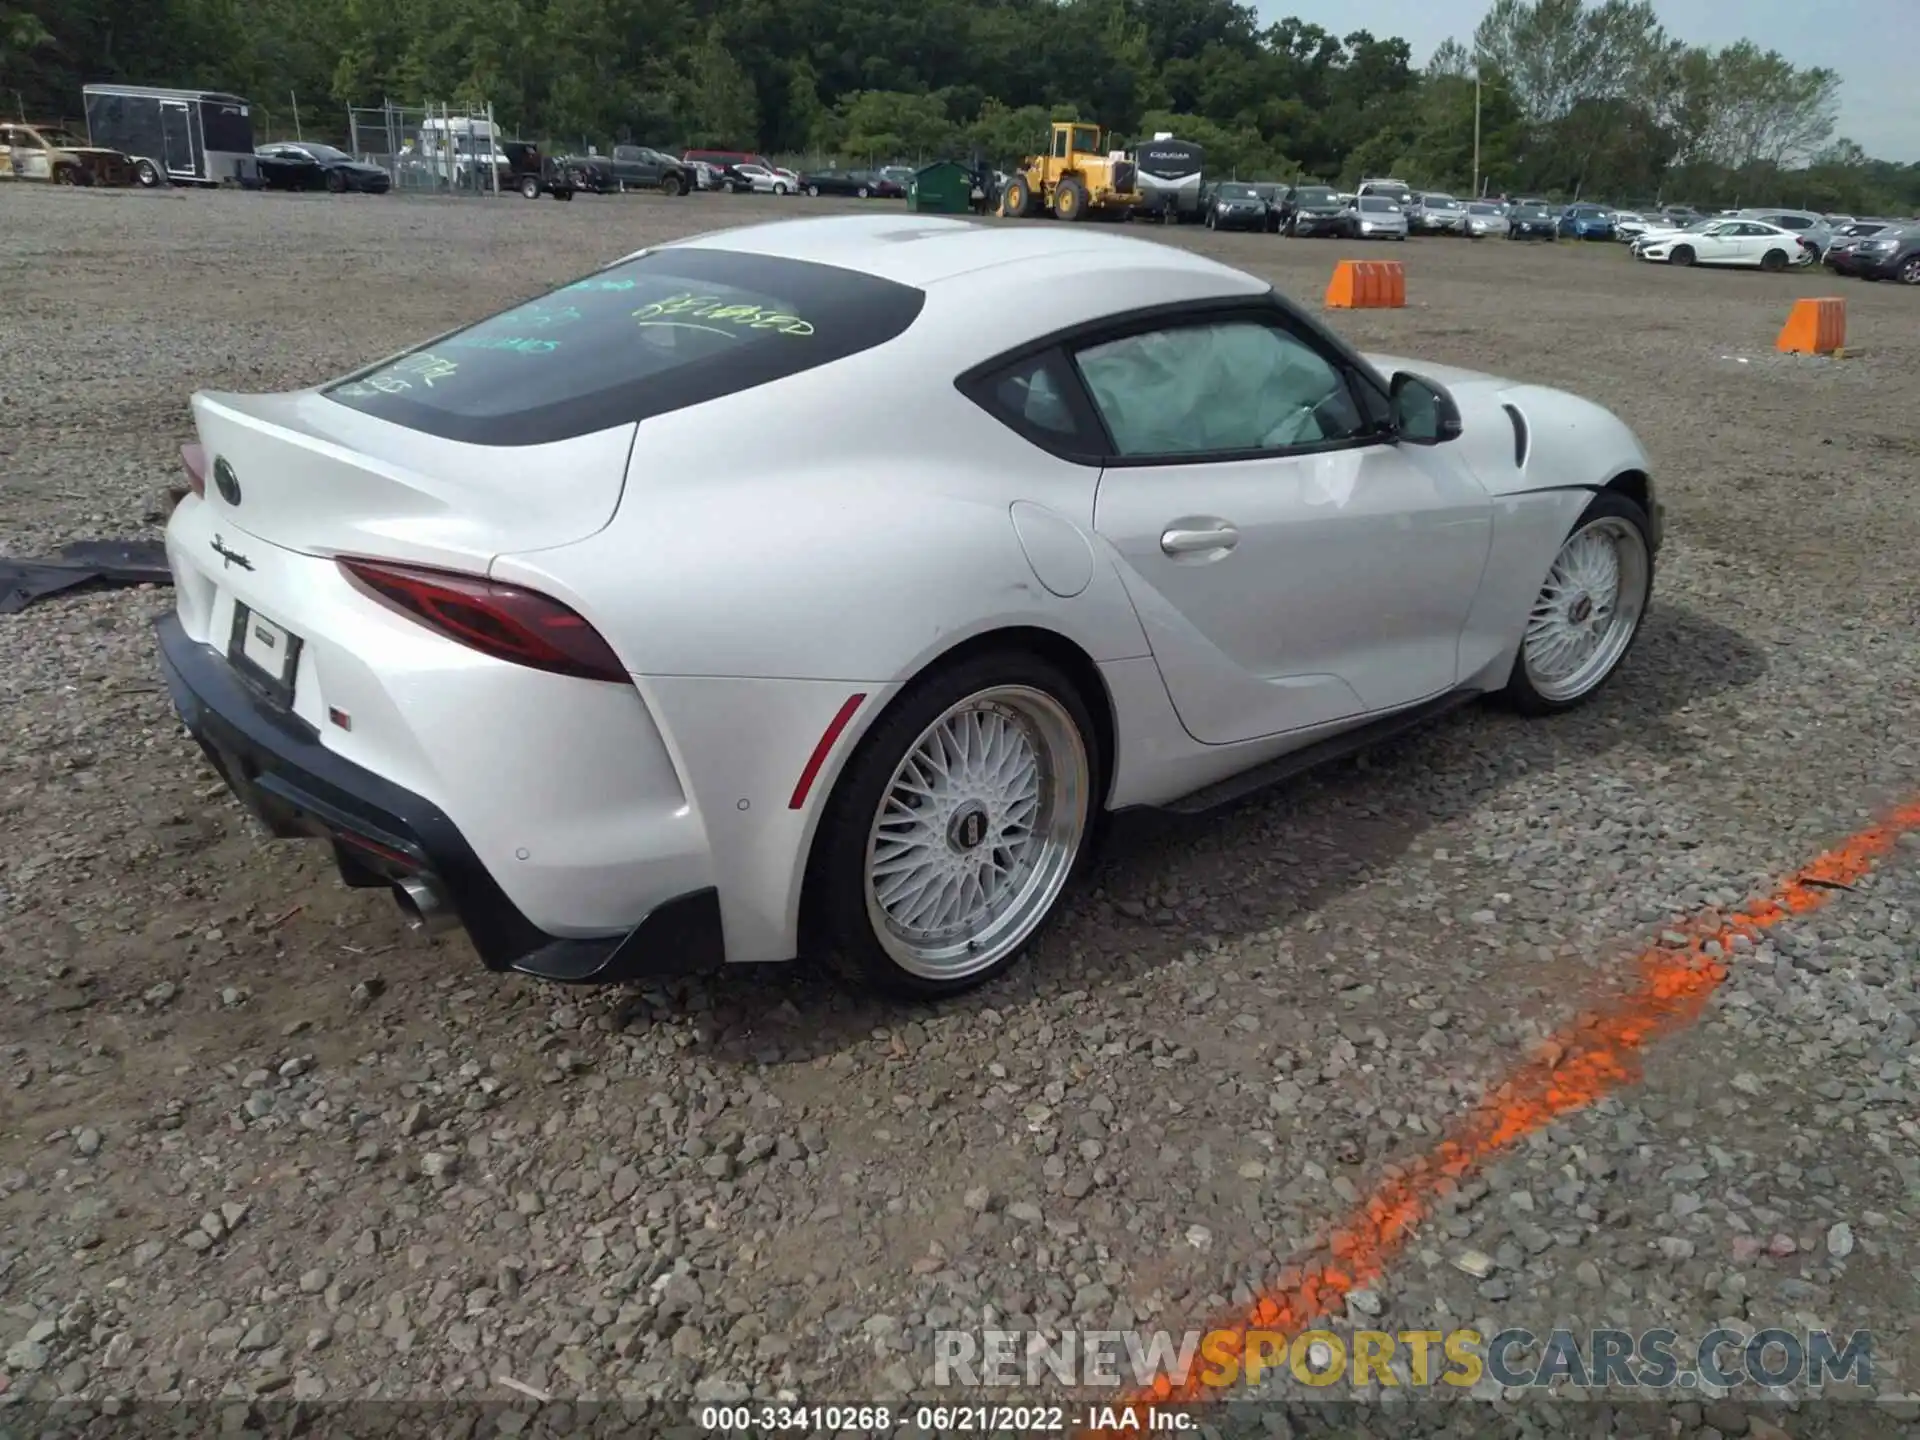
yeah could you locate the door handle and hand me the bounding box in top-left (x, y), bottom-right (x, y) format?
top-left (1160, 524), bottom-right (1239, 556)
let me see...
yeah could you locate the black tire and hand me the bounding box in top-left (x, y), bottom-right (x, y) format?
top-left (1054, 175), bottom-right (1088, 221)
top-left (520, 175), bottom-right (541, 200)
top-left (1668, 245), bottom-right (1694, 267)
top-left (856, 185), bottom-right (869, 198)
top-left (1760, 248), bottom-right (1787, 273)
top-left (807, 651), bottom-right (1101, 999)
top-left (661, 173), bottom-right (683, 196)
top-left (1002, 174), bottom-right (1033, 218)
top-left (806, 184), bottom-right (819, 197)
top-left (1499, 490), bottom-right (1654, 717)
top-left (135, 159), bottom-right (160, 188)
top-left (325, 169), bottom-right (347, 194)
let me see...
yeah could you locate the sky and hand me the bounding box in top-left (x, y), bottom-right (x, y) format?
top-left (1259, 0), bottom-right (1920, 163)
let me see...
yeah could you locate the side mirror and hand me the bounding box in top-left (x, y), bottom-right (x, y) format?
top-left (1390, 371), bottom-right (1464, 445)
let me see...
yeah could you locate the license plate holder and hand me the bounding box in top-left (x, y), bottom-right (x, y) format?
top-left (228, 601), bottom-right (303, 710)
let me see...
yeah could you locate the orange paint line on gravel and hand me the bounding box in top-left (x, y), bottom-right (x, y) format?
top-left (1079, 798), bottom-right (1920, 1436)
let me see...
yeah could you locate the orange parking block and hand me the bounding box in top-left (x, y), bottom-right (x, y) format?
top-left (1775, 296), bottom-right (1846, 355)
top-left (1324, 259), bottom-right (1406, 309)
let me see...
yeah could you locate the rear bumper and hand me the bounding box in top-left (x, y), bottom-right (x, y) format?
top-left (155, 613), bottom-right (724, 984)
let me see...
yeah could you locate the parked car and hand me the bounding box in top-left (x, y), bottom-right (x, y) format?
top-left (1632, 218), bottom-right (1813, 271)
top-left (1204, 181), bottom-right (1273, 232)
top-left (1558, 204), bottom-right (1616, 240)
top-left (1833, 223), bottom-right (1919, 283)
top-left (1610, 211), bottom-right (1653, 240)
top-left (686, 159), bottom-right (725, 191)
top-left (1355, 177), bottom-right (1413, 208)
top-left (1507, 202), bottom-right (1558, 240)
top-left (1346, 194), bottom-right (1408, 239)
top-left (502, 141), bottom-right (591, 201)
top-left (158, 215), bottom-right (1663, 998)
top-left (1464, 201), bottom-right (1510, 238)
top-left (1279, 183), bottom-right (1346, 236)
top-left (726, 163), bottom-right (793, 195)
top-left (607, 145), bottom-right (692, 195)
top-left (800, 168), bottom-right (878, 197)
top-left (254, 141), bottom-right (392, 194)
top-left (0, 121), bottom-right (136, 185)
top-left (1410, 193), bottom-right (1467, 234)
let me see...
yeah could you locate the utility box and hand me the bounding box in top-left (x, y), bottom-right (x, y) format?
top-left (908, 159), bottom-right (973, 214)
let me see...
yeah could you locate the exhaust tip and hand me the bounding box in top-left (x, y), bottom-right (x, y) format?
top-left (394, 875), bottom-right (459, 936)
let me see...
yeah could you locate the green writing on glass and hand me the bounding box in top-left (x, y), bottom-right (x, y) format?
top-left (564, 277), bottom-right (640, 292)
top-left (447, 335), bottom-right (561, 354)
top-left (336, 351), bottom-right (460, 397)
top-left (631, 292), bottom-right (815, 336)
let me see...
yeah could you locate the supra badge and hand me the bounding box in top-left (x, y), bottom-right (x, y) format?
top-left (210, 535), bottom-right (254, 571)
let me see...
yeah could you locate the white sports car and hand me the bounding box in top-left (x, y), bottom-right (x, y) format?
top-left (157, 215), bottom-right (1663, 997)
top-left (1634, 218), bottom-right (1813, 270)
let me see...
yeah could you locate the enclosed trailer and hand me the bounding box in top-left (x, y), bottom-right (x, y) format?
top-left (1133, 135), bottom-right (1206, 222)
top-left (82, 85), bottom-right (259, 188)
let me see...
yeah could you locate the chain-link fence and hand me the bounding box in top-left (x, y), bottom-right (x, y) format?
top-left (347, 102), bottom-right (503, 195)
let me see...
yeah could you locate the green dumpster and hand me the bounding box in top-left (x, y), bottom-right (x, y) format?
top-left (908, 160), bottom-right (974, 214)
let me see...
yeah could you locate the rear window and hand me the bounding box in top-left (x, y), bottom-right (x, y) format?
top-left (324, 248), bottom-right (925, 446)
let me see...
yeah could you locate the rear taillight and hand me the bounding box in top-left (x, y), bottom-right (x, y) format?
top-left (338, 558), bottom-right (629, 683)
top-left (181, 442), bottom-right (208, 498)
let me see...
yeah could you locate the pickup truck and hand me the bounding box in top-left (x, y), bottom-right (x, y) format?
top-left (606, 145), bottom-right (692, 196)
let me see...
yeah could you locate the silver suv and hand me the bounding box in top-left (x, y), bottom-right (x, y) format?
top-left (1735, 208), bottom-right (1833, 258)
top-left (1356, 177), bottom-right (1413, 208)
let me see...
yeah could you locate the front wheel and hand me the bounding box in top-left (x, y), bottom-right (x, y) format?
top-left (660, 174), bottom-right (683, 196)
top-left (1899, 255), bottom-right (1920, 285)
top-left (1501, 491), bottom-right (1653, 715)
top-left (135, 159), bottom-right (160, 187)
top-left (773, 182), bottom-right (787, 195)
top-left (808, 653), bottom-right (1098, 998)
top-left (806, 184), bottom-right (819, 196)
top-left (520, 175), bottom-right (541, 199)
top-left (856, 185), bottom-right (869, 198)
top-left (1668, 245), bottom-right (1694, 266)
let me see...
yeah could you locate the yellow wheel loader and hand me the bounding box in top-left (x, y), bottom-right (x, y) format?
top-left (1000, 121), bottom-right (1141, 221)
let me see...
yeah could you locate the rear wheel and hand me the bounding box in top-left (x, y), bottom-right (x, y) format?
top-left (809, 653), bottom-right (1099, 998)
top-left (1900, 255), bottom-right (1920, 285)
top-left (1502, 491), bottom-right (1653, 716)
top-left (135, 158), bottom-right (160, 187)
top-left (53, 165), bottom-right (80, 186)
top-left (857, 185), bottom-right (870, 198)
top-left (520, 175), bottom-right (541, 199)
top-left (806, 184), bottom-right (819, 196)
top-left (773, 182), bottom-right (787, 195)
top-left (1760, 248), bottom-right (1788, 272)
top-left (325, 169), bottom-right (347, 194)
top-left (1054, 176), bottom-right (1088, 221)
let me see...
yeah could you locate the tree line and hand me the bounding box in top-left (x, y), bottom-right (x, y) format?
top-left (6, 0), bottom-right (1917, 212)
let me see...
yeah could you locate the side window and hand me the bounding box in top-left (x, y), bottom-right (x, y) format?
top-left (968, 350), bottom-right (1101, 455)
top-left (1072, 320), bottom-right (1367, 460)
top-left (1052, 130), bottom-right (1067, 160)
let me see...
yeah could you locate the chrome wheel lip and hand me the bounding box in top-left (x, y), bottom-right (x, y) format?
top-left (862, 684), bottom-right (1089, 982)
top-left (1522, 515), bottom-right (1650, 704)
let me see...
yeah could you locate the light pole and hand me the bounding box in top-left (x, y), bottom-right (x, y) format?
top-left (1472, 71), bottom-right (1482, 198)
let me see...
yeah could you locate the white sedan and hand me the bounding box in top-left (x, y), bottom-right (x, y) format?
top-left (1634, 219), bottom-right (1813, 270)
top-left (158, 216), bottom-right (1663, 997)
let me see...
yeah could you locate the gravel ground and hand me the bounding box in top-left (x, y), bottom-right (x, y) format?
top-left (1, 186), bottom-right (1917, 1438)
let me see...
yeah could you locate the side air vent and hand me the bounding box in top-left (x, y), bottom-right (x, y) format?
top-left (1501, 401), bottom-right (1530, 469)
